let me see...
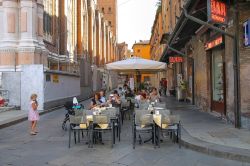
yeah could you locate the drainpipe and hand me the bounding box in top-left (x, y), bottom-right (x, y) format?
top-left (168, 46), bottom-right (186, 57)
top-left (183, 5), bottom-right (241, 128)
top-left (233, 0), bottom-right (241, 128)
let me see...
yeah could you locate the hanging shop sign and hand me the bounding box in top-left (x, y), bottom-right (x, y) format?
top-left (169, 57), bottom-right (183, 63)
top-left (205, 36), bottom-right (223, 50)
top-left (207, 0), bottom-right (227, 24)
top-left (243, 19), bottom-right (250, 47)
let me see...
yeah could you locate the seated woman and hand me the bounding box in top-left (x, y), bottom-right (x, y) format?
top-left (90, 92), bottom-right (102, 109)
top-left (150, 87), bottom-right (161, 102)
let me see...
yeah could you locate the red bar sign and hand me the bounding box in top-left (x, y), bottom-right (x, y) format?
top-left (208, 0), bottom-right (227, 24)
top-left (205, 36), bottom-right (223, 50)
top-left (169, 57), bottom-right (183, 63)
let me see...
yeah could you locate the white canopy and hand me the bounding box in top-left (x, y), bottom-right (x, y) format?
top-left (105, 57), bottom-right (166, 72)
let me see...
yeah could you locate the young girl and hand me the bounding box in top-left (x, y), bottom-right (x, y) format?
top-left (28, 94), bottom-right (39, 135)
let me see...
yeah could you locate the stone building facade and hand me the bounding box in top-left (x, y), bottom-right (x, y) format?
top-left (0, 0), bottom-right (119, 111)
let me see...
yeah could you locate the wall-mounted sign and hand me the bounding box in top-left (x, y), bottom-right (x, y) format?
top-left (243, 19), bottom-right (250, 47)
top-left (207, 0), bottom-right (227, 24)
top-left (52, 74), bottom-right (59, 83)
top-left (205, 36), bottom-right (223, 50)
top-left (169, 57), bottom-right (183, 63)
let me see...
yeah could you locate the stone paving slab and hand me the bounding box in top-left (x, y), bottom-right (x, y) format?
top-left (163, 96), bottom-right (250, 162)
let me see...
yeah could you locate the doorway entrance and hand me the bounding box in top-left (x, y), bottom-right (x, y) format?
top-left (211, 48), bottom-right (226, 115)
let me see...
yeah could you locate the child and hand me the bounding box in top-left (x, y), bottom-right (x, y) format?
top-left (28, 94), bottom-right (39, 135)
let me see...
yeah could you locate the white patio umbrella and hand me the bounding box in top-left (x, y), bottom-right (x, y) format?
top-left (105, 57), bottom-right (166, 72)
top-left (105, 57), bottom-right (166, 91)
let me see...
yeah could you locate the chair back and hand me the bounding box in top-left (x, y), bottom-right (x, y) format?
top-left (74, 109), bottom-right (84, 116)
top-left (121, 99), bottom-right (130, 108)
top-left (134, 109), bottom-right (152, 126)
top-left (69, 115), bottom-right (87, 125)
top-left (139, 102), bottom-right (149, 109)
top-left (155, 103), bottom-right (166, 108)
top-left (93, 115), bottom-right (110, 124)
top-left (161, 114), bottom-right (180, 125)
top-left (169, 115), bottom-right (180, 124)
top-left (158, 109), bottom-right (171, 116)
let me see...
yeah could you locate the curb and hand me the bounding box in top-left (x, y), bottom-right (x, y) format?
top-left (0, 97), bottom-right (93, 130)
top-left (181, 128), bottom-right (250, 163)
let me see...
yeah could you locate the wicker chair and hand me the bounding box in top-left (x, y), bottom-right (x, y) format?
top-left (102, 108), bottom-right (121, 143)
top-left (132, 109), bottom-right (154, 149)
top-left (120, 99), bottom-right (131, 124)
top-left (92, 114), bottom-right (115, 148)
top-left (68, 114), bottom-right (90, 148)
top-left (155, 114), bottom-right (181, 148)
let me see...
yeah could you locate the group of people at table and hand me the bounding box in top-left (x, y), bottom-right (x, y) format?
top-left (69, 84), bottom-right (180, 148)
top-left (89, 85), bottom-right (161, 110)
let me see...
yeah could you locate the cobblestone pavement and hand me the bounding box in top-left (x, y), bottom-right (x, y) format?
top-left (0, 101), bottom-right (250, 166)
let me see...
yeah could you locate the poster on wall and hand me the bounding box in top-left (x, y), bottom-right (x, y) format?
top-left (52, 74), bottom-right (59, 83)
top-left (129, 77), bottom-right (134, 91)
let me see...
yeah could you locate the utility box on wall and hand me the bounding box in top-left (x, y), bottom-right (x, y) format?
top-left (243, 19), bottom-right (250, 47)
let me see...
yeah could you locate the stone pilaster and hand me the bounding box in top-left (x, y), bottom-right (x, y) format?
top-left (0, 0), bottom-right (19, 68)
top-left (17, 0), bottom-right (47, 66)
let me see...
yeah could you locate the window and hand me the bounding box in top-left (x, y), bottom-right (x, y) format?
top-left (46, 74), bottom-right (51, 82)
top-left (137, 49), bottom-right (140, 53)
top-left (109, 21), bottom-right (112, 26)
top-left (43, 0), bottom-right (56, 42)
top-left (108, 7), bottom-right (111, 12)
top-left (102, 7), bottom-right (105, 13)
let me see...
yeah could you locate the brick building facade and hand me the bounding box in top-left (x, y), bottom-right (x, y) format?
top-left (154, 0), bottom-right (250, 128)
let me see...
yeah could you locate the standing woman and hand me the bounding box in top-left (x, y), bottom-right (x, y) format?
top-left (28, 94), bottom-right (39, 135)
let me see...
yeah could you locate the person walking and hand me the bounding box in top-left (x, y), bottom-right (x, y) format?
top-left (28, 94), bottom-right (39, 135)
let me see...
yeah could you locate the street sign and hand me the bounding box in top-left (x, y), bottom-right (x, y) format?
top-left (243, 19), bottom-right (250, 47)
top-left (169, 57), bottom-right (183, 63)
top-left (207, 0), bottom-right (227, 24)
top-left (205, 36), bottom-right (223, 50)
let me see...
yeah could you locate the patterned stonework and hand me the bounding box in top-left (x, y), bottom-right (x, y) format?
top-left (21, 12), bottom-right (27, 32)
top-left (7, 12), bottom-right (15, 33)
top-left (38, 17), bottom-right (43, 36)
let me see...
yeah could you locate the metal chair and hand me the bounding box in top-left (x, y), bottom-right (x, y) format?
top-left (92, 114), bottom-right (115, 148)
top-left (155, 114), bottom-right (181, 148)
top-left (102, 108), bottom-right (121, 143)
top-left (132, 109), bottom-right (154, 149)
top-left (68, 115), bottom-right (90, 148)
top-left (120, 99), bottom-right (131, 124)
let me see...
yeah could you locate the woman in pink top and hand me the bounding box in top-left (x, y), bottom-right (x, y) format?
top-left (28, 94), bottom-right (39, 135)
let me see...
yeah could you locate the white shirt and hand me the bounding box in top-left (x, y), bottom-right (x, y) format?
top-left (100, 97), bottom-right (106, 103)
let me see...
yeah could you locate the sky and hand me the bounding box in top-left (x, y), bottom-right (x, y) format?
top-left (118, 0), bottom-right (159, 49)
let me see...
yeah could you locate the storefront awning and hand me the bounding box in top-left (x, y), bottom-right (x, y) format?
top-left (160, 0), bottom-right (207, 63)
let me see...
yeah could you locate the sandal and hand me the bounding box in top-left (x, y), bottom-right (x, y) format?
top-left (30, 132), bottom-right (37, 135)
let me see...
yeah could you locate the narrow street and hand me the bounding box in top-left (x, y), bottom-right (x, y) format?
top-left (0, 100), bottom-right (249, 166)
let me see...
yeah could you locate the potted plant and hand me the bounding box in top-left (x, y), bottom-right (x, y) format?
top-left (180, 80), bottom-right (188, 101)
